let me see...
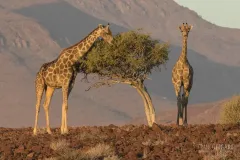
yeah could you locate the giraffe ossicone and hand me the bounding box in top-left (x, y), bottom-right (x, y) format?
top-left (33, 23), bottom-right (113, 135)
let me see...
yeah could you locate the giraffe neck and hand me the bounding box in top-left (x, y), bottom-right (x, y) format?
top-left (180, 37), bottom-right (188, 60)
top-left (76, 29), bottom-right (100, 57)
top-left (59, 27), bottom-right (100, 66)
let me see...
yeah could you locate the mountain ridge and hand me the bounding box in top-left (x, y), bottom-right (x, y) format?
top-left (0, 0), bottom-right (239, 127)
top-left (65, 0), bottom-right (240, 67)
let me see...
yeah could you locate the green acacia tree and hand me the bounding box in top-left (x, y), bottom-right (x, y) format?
top-left (78, 30), bottom-right (169, 127)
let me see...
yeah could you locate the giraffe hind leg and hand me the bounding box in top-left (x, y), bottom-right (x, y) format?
top-left (43, 86), bottom-right (55, 134)
top-left (178, 87), bottom-right (184, 126)
top-left (182, 94), bottom-right (189, 126)
top-left (33, 73), bottom-right (45, 135)
top-left (182, 85), bottom-right (191, 126)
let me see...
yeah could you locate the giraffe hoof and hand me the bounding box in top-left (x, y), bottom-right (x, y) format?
top-left (183, 123), bottom-right (188, 127)
top-left (63, 129), bottom-right (69, 134)
top-left (61, 131), bottom-right (68, 135)
top-left (47, 130), bottom-right (52, 134)
top-left (60, 127), bottom-right (64, 133)
top-left (33, 129), bottom-right (37, 136)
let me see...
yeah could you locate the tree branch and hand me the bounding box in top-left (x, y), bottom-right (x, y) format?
top-left (80, 73), bottom-right (90, 83)
top-left (85, 78), bottom-right (133, 91)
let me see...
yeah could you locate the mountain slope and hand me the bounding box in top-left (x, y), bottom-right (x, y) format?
top-left (66, 0), bottom-right (240, 67)
top-left (0, 0), bottom-right (239, 127)
top-left (14, 1), bottom-right (240, 103)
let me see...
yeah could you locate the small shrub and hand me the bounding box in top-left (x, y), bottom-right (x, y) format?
top-left (49, 141), bottom-right (119, 160)
top-left (220, 95), bottom-right (240, 124)
top-left (58, 150), bottom-right (80, 160)
top-left (50, 139), bottom-right (70, 151)
top-left (84, 143), bottom-right (115, 159)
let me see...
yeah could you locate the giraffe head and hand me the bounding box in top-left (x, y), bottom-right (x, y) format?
top-left (97, 23), bottom-right (113, 44)
top-left (179, 23), bottom-right (193, 38)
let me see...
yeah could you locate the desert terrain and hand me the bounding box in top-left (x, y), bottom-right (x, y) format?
top-left (0, 124), bottom-right (240, 160)
top-left (0, 0), bottom-right (240, 159)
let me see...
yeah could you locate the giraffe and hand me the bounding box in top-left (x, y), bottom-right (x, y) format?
top-left (172, 22), bottom-right (193, 126)
top-left (33, 23), bottom-right (113, 135)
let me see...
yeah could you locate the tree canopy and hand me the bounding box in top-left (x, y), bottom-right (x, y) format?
top-left (78, 30), bottom-right (169, 82)
top-left (78, 29), bottom-right (170, 127)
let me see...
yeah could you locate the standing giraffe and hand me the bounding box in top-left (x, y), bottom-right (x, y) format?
top-left (172, 22), bottom-right (193, 126)
top-left (33, 23), bottom-right (113, 135)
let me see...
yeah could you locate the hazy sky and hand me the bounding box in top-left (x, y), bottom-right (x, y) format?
top-left (174, 0), bottom-right (240, 29)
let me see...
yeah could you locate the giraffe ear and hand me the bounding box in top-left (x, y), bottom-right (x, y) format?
top-left (98, 24), bottom-right (103, 29)
top-left (189, 25), bottom-right (193, 30)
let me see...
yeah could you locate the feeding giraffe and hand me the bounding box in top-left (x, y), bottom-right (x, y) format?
top-left (172, 22), bottom-right (193, 126)
top-left (33, 23), bottom-right (113, 135)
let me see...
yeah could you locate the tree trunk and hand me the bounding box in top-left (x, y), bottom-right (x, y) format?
top-left (141, 84), bottom-right (156, 124)
top-left (135, 86), bottom-right (152, 126)
top-left (132, 82), bottom-right (156, 127)
top-left (86, 79), bottom-right (156, 127)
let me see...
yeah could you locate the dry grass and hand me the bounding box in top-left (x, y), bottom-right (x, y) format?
top-left (76, 131), bottom-right (108, 141)
top-left (57, 150), bottom-right (80, 160)
top-left (84, 143), bottom-right (115, 159)
top-left (220, 95), bottom-right (240, 124)
top-left (142, 134), bottom-right (165, 147)
top-left (47, 140), bottom-right (120, 160)
top-left (50, 139), bottom-right (70, 151)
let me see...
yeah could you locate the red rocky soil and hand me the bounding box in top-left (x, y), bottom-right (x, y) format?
top-left (0, 124), bottom-right (239, 160)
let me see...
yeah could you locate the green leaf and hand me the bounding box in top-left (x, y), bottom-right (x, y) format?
top-left (78, 30), bottom-right (170, 81)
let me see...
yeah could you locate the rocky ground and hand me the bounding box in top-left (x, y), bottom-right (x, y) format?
top-left (0, 123), bottom-right (239, 160)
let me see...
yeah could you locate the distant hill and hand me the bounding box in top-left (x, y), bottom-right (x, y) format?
top-left (0, 0), bottom-right (239, 127)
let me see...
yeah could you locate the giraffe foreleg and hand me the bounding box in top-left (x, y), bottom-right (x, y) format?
top-left (62, 73), bottom-right (77, 134)
top-left (33, 73), bottom-right (45, 135)
top-left (61, 85), bottom-right (70, 134)
top-left (173, 83), bottom-right (183, 126)
top-left (43, 86), bottom-right (55, 134)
